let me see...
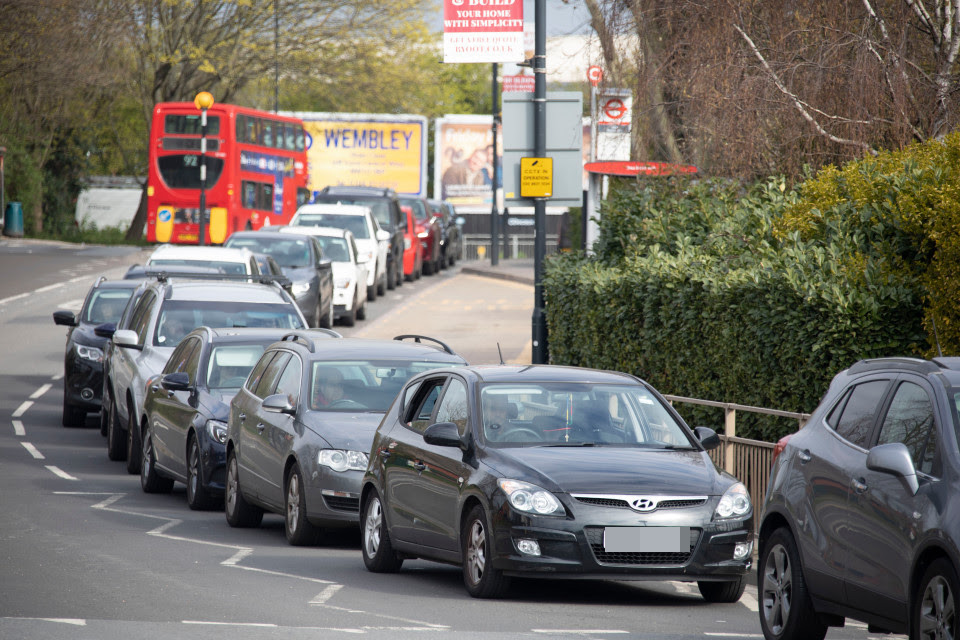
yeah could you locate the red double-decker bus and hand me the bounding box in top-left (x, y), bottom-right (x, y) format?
top-left (146, 102), bottom-right (309, 244)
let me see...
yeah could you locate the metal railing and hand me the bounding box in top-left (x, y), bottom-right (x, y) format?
top-left (663, 394), bottom-right (811, 531)
top-left (461, 233), bottom-right (558, 261)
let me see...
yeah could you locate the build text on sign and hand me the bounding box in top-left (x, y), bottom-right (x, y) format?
top-left (443, 0), bottom-right (524, 64)
top-left (520, 157), bottom-right (553, 198)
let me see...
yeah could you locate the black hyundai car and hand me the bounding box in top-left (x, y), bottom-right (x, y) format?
top-left (53, 277), bottom-right (141, 427)
top-left (360, 364), bottom-right (754, 599)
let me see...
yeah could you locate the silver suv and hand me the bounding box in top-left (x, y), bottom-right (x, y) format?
top-left (103, 275), bottom-right (307, 474)
top-left (759, 356), bottom-right (960, 639)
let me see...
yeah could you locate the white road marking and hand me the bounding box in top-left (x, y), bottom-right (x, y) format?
top-left (2, 618), bottom-right (87, 626)
top-left (12, 420), bottom-right (25, 436)
top-left (35, 283), bottom-right (62, 294)
top-left (740, 585), bottom-right (759, 612)
top-left (12, 401), bottom-right (33, 418)
top-left (30, 384), bottom-right (52, 399)
top-left (532, 630), bottom-right (629, 635)
top-left (704, 634), bottom-right (763, 638)
top-left (183, 621), bottom-right (277, 627)
top-left (21, 442), bottom-right (44, 459)
top-left (51, 373), bottom-right (63, 381)
top-left (46, 466), bottom-right (78, 481)
top-left (0, 292), bottom-right (29, 305)
top-left (310, 585), bottom-right (343, 605)
top-left (61, 298), bottom-right (84, 309)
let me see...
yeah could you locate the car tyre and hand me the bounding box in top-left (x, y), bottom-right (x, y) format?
top-left (106, 396), bottom-right (127, 461)
top-left (698, 577), bottom-right (746, 603)
top-left (99, 391), bottom-right (110, 436)
top-left (913, 557), bottom-right (960, 640)
top-left (140, 427), bottom-right (173, 493)
top-left (318, 298), bottom-right (334, 329)
top-left (386, 262), bottom-right (396, 290)
top-left (377, 270), bottom-right (387, 296)
top-left (285, 465), bottom-right (323, 546)
top-left (186, 435), bottom-right (217, 510)
top-left (758, 527), bottom-right (827, 640)
top-left (461, 504), bottom-right (510, 598)
top-left (225, 451), bottom-right (263, 528)
top-left (361, 489), bottom-right (403, 573)
top-left (125, 405), bottom-right (142, 475)
top-left (367, 282), bottom-right (377, 302)
top-left (62, 392), bottom-right (86, 428)
top-left (423, 258), bottom-right (433, 276)
top-left (341, 297), bottom-right (357, 326)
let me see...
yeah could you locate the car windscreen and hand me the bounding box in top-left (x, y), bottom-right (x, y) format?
top-left (293, 213), bottom-right (370, 239)
top-left (84, 289), bottom-right (135, 325)
top-left (154, 301), bottom-right (305, 347)
top-left (312, 236), bottom-right (350, 262)
top-left (480, 383), bottom-right (697, 448)
top-left (315, 196), bottom-right (391, 229)
top-left (147, 259), bottom-right (243, 275)
top-left (225, 237), bottom-right (312, 268)
top-left (310, 360), bottom-right (460, 412)
top-left (398, 198), bottom-right (428, 221)
top-left (206, 344), bottom-right (268, 389)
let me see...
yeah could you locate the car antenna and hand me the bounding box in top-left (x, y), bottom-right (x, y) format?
top-left (932, 316), bottom-right (944, 357)
top-left (497, 343), bottom-right (504, 365)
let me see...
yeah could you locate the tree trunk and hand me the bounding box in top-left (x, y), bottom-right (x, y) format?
top-left (125, 182), bottom-right (148, 242)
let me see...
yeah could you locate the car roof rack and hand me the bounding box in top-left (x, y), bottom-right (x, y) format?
top-left (847, 357), bottom-right (940, 375)
top-left (932, 357), bottom-right (960, 371)
top-left (280, 328), bottom-right (342, 352)
top-left (393, 334), bottom-right (455, 355)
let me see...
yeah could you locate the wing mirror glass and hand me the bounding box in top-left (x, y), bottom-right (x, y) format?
top-left (423, 422), bottom-right (467, 450)
top-left (694, 426), bottom-right (721, 451)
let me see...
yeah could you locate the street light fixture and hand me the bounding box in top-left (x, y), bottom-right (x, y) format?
top-left (193, 91), bottom-right (215, 245)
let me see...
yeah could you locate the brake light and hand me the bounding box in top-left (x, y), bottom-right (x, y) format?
top-left (771, 434), bottom-right (792, 468)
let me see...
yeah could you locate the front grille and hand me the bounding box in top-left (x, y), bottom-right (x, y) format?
top-left (584, 527), bottom-right (700, 566)
top-left (323, 496), bottom-right (359, 512)
top-left (573, 495), bottom-right (707, 512)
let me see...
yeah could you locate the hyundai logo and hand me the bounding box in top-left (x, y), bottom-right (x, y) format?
top-left (630, 498), bottom-right (657, 512)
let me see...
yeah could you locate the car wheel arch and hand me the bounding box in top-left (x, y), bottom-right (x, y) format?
top-left (911, 542), bottom-right (960, 607)
top-left (458, 494), bottom-right (487, 546)
top-left (283, 454), bottom-right (302, 496)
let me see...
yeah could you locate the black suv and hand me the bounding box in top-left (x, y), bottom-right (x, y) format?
top-left (312, 186), bottom-right (405, 290)
top-left (53, 277), bottom-right (142, 427)
top-left (759, 356), bottom-right (960, 639)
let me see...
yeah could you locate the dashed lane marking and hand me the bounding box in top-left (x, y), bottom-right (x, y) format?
top-left (21, 442), bottom-right (44, 459)
top-left (45, 466), bottom-right (77, 481)
top-left (12, 400), bottom-right (32, 418)
top-left (12, 420), bottom-right (24, 436)
top-left (30, 383), bottom-right (52, 399)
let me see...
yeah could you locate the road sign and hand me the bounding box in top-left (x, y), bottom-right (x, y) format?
top-left (503, 74), bottom-right (535, 93)
top-left (587, 66), bottom-right (603, 86)
top-left (584, 161), bottom-right (699, 177)
top-left (520, 157), bottom-right (553, 198)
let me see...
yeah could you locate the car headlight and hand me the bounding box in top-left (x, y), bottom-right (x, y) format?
top-left (291, 282), bottom-right (311, 297)
top-left (75, 343), bottom-right (104, 363)
top-left (335, 277), bottom-right (353, 289)
top-left (207, 419), bottom-right (228, 445)
top-left (318, 449), bottom-right (368, 472)
top-left (417, 231), bottom-right (429, 238)
top-left (498, 479), bottom-right (565, 516)
top-left (715, 482), bottom-right (752, 519)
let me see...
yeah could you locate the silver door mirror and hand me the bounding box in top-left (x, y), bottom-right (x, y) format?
top-left (866, 442), bottom-right (919, 495)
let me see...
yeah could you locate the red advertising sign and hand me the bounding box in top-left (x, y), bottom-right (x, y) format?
top-left (584, 161), bottom-right (699, 177)
top-left (502, 74), bottom-right (535, 93)
top-left (443, 0), bottom-right (524, 64)
top-left (587, 65), bottom-right (603, 86)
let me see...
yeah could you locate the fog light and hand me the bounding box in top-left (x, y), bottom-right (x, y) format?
top-left (516, 538), bottom-right (541, 556)
top-left (734, 541), bottom-right (753, 561)
top-left (80, 388), bottom-right (94, 401)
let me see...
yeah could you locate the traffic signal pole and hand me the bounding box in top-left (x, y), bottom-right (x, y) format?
top-left (531, 0), bottom-right (548, 364)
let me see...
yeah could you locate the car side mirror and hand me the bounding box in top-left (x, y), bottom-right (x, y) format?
top-left (376, 229), bottom-right (391, 242)
top-left (113, 329), bottom-right (143, 350)
top-left (94, 322), bottom-right (116, 339)
top-left (53, 310), bottom-right (78, 327)
top-left (423, 421), bottom-right (467, 450)
top-left (694, 426), bottom-right (721, 451)
top-left (867, 442), bottom-right (920, 495)
top-left (161, 371), bottom-right (191, 392)
top-left (262, 393), bottom-right (296, 415)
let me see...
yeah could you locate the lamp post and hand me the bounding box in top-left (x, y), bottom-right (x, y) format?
top-left (193, 91), bottom-right (215, 245)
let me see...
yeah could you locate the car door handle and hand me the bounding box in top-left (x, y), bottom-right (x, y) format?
top-left (238, 412), bottom-right (246, 421)
top-left (852, 478), bottom-right (868, 493)
top-left (256, 423), bottom-right (266, 434)
top-left (151, 385), bottom-right (159, 392)
top-left (379, 449), bottom-right (391, 460)
top-left (798, 449), bottom-right (812, 463)
top-left (413, 462), bottom-right (426, 472)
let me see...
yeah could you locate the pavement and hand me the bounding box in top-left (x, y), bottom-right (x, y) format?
top-left (460, 258), bottom-right (535, 286)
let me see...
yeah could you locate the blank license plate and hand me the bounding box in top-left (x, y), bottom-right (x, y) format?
top-left (603, 526), bottom-right (690, 553)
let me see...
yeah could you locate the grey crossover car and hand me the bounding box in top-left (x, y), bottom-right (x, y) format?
top-left (759, 356), bottom-right (960, 639)
top-left (224, 333), bottom-right (466, 545)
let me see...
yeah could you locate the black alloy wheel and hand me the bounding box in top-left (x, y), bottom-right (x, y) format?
top-left (140, 427), bottom-right (173, 493)
top-left (758, 527), bottom-right (827, 640)
top-left (125, 404), bottom-right (142, 475)
top-left (186, 435), bottom-right (217, 510)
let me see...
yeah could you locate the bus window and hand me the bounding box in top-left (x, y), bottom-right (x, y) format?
top-left (296, 127), bottom-right (305, 152)
top-left (164, 114), bottom-right (220, 136)
top-left (262, 120), bottom-right (273, 147)
top-left (243, 182), bottom-right (257, 209)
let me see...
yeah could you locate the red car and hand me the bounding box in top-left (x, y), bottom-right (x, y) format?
top-left (401, 205), bottom-right (423, 281)
top-left (398, 196), bottom-right (442, 275)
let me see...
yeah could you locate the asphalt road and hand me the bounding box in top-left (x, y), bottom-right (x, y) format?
top-left (0, 238), bottom-right (902, 640)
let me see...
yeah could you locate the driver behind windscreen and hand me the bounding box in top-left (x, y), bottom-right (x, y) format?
top-left (312, 368), bottom-right (344, 407)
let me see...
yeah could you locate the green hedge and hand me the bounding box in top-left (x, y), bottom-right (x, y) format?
top-left (544, 177), bottom-right (925, 441)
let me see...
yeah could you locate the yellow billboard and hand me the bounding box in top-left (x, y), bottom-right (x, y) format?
top-left (298, 115), bottom-right (427, 197)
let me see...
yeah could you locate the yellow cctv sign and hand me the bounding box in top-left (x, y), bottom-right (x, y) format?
top-left (520, 157), bottom-right (553, 198)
